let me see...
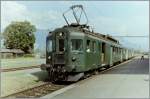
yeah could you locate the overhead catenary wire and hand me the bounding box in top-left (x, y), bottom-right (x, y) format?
top-left (112, 35), bottom-right (149, 38)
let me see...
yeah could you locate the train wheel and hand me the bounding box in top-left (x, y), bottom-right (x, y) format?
top-left (48, 69), bottom-right (56, 82)
top-left (48, 67), bottom-right (67, 82)
top-left (105, 65), bottom-right (110, 69)
top-left (94, 70), bottom-right (99, 75)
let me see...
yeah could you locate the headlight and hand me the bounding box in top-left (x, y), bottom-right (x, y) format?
top-left (59, 32), bottom-right (63, 36)
top-left (48, 56), bottom-right (51, 59)
top-left (72, 57), bottom-right (76, 61)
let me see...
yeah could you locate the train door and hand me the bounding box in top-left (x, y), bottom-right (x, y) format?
top-left (55, 32), bottom-right (67, 65)
top-left (46, 35), bottom-right (52, 64)
top-left (86, 39), bottom-right (93, 69)
top-left (109, 46), bottom-right (113, 66)
top-left (101, 42), bottom-right (106, 65)
top-left (126, 49), bottom-right (128, 60)
top-left (99, 42), bottom-right (102, 65)
top-left (120, 48), bottom-right (123, 62)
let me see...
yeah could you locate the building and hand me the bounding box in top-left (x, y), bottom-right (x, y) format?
top-left (0, 49), bottom-right (24, 58)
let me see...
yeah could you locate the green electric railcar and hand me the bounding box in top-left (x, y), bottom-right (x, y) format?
top-left (41, 24), bottom-right (135, 81)
top-left (40, 5), bottom-right (135, 82)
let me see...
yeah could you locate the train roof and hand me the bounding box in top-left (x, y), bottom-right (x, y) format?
top-left (63, 23), bottom-right (121, 46)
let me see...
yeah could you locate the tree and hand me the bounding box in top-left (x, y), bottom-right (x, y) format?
top-left (3, 21), bottom-right (36, 53)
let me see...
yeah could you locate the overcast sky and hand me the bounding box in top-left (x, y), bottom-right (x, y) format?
top-left (1, 1), bottom-right (149, 51)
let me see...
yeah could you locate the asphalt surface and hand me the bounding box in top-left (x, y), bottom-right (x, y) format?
top-left (103, 58), bottom-right (149, 75)
top-left (42, 56), bottom-right (149, 98)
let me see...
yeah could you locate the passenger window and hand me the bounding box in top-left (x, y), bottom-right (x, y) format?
top-left (86, 40), bottom-right (91, 52)
top-left (71, 39), bottom-right (83, 51)
top-left (113, 47), bottom-right (115, 52)
top-left (120, 48), bottom-right (121, 53)
top-left (92, 41), bottom-right (96, 52)
top-left (117, 48), bottom-right (118, 53)
top-left (102, 42), bottom-right (105, 53)
top-left (114, 47), bottom-right (117, 53)
top-left (116, 48), bottom-right (118, 53)
top-left (99, 43), bottom-right (101, 51)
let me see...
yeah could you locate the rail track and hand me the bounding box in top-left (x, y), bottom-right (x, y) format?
top-left (3, 82), bottom-right (67, 98)
top-left (1, 65), bottom-right (40, 72)
top-left (2, 58), bottom-right (134, 98)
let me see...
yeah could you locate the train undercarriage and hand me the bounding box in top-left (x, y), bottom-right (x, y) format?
top-left (41, 56), bottom-right (134, 83)
top-left (41, 64), bottom-right (85, 82)
top-left (41, 63), bottom-right (113, 82)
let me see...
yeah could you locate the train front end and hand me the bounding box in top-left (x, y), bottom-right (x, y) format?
top-left (41, 28), bottom-right (69, 81)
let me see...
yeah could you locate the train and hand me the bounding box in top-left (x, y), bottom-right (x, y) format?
top-left (40, 5), bottom-right (136, 82)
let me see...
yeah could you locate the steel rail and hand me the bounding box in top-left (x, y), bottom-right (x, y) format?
top-left (2, 57), bottom-right (135, 98)
top-left (1, 65), bottom-right (40, 72)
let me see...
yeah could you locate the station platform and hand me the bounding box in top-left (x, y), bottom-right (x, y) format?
top-left (42, 56), bottom-right (149, 99)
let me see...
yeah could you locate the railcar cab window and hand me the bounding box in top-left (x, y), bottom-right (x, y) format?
top-left (59, 39), bottom-right (65, 52)
top-left (71, 39), bottom-right (83, 51)
top-left (47, 39), bottom-right (52, 52)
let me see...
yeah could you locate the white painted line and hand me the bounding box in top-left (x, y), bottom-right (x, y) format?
top-left (41, 84), bottom-right (77, 99)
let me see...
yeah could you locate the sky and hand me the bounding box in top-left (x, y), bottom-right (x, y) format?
top-left (1, 1), bottom-right (149, 52)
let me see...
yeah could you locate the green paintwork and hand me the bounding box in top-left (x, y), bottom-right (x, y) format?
top-left (46, 26), bottom-right (135, 73)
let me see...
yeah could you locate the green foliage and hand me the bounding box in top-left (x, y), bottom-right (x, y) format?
top-left (3, 21), bottom-right (36, 53)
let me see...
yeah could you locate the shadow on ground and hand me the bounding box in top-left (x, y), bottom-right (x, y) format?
top-left (31, 70), bottom-right (75, 85)
top-left (31, 70), bottom-right (49, 82)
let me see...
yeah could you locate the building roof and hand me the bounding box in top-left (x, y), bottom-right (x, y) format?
top-left (0, 49), bottom-right (24, 54)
